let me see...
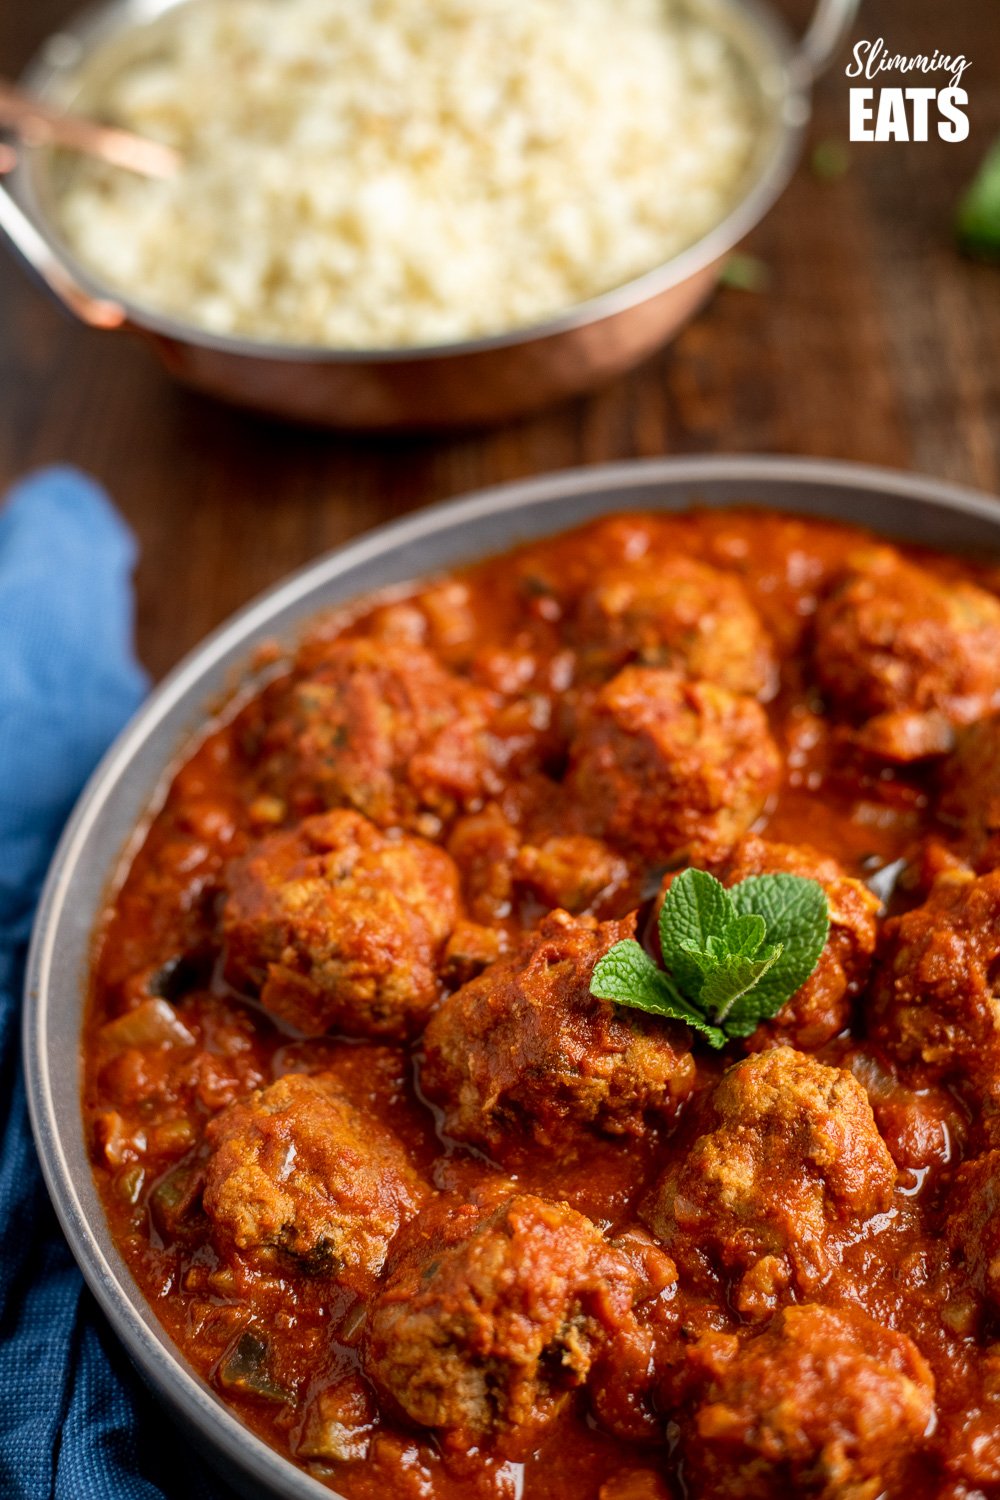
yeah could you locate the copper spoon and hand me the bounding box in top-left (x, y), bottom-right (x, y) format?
top-left (0, 78), bottom-right (181, 179)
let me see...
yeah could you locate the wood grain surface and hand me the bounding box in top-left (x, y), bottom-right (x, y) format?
top-left (1, 0), bottom-right (998, 680)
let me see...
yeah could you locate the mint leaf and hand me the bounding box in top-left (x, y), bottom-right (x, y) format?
top-left (724, 912), bottom-right (768, 957)
top-left (676, 937), bottom-right (719, 978)
top-left (659, 869), bottom-right (735, 996)
top-left (698, 943), bottom-right (782, 1026)
top-left (590, 867), bottom-right (829, 1052)
top-left (728, 874), bottom-right (830, 1016)
top-left (590, 939), bottom-right (672, 1009)
top-left (591, 940), bottom-right (726, 1048)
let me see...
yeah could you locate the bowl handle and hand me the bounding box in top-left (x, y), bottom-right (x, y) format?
top-left (796, 0), bottom-right (860, 81)
top-left (0, 153), bottom-right (125, 329)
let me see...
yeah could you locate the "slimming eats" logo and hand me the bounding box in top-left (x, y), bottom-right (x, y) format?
top-left (847, 38), bottom-right (970, 143)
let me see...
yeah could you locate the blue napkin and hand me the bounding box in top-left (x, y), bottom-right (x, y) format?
top-left (0, 469), bottom-right (229, 1500)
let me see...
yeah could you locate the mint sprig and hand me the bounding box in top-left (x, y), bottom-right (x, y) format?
top-left (590, 868), bottom-right (829, 1049)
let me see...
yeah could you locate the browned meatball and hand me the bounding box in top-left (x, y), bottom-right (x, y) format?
top-left (938, 715), bottom-right (1000, 870)
top-left (944, 1150), bottom-right (1000, 1318)
top-left (870, 868), bottom-right (1000, 1089)
top-left (222, 809), bottom-right (459, 1039)
top-left (440, 920), bottom-right (507, 987)
top-left (203, 1072), bottom-right (424, 1289)
top-left (260, 639), bottom-right (500, 832)
top-left (566, 667), bottom-right (782, 867)
top-left (449, 806), bottom-right (630, 921)
top-left (446, 804), bottom-right (520, 926)
top-left (421, 910), bottom-right (695, 1149)
top-left (513, 835), bottom-right (629, 915)
top-left (814, 548), bottom-right (1000, 761)
top-left (679, 1304), bottom-right (934, 1500)
top-left (576, 555), bottom-right (777, 698)
top-left (363, 1193), bottom-right (642, 1450)
top-left (711, 836), bottom-right (881, 1050)
top-left (643, 1048), bottom-right (896, 1310)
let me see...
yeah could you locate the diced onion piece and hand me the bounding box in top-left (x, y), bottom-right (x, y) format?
top-left (100, 998), bottom-right (196, 1051)
top-left (217, 1330), bottom-right (291, 1404)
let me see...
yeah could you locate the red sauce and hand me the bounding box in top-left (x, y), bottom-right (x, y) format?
top-left (84, 510), bottom-right (1000, 1499)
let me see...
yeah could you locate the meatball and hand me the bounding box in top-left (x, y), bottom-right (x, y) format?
top-left (446, 804), bottom-right (520, 926)
top-left (944, 1150), bottom-right (1000, 1317)
top-left (709, 836), bottom-right (881, 1050)
top-left (938, 715), bottom-right (1000, 870)
top-left (870, 867), bottom-right (1000, 1090)
top-left (440, 920), bottom-right (507, 987)
top-left (421, 910), bottom-right (695, 1149)
top-left (203, 1072), bottom-right (424, 1289)
top-left (364, 1193), bottom-right (642, 1449)
top-left (260, 639), bottom-right (500, 831)
top-left (222, 809), bottom-right (459, 1039)
top-left (513, 835), bottom-right (629, 915)
top-left (679, 1304), bottom-right (934, 1500)
top-left (449, 808), bottom-right (630, 922)
top-left (643, 1048), bottom-right (896, 1307)
top-left (576, 556), bottom-right (777, 699)
top-left (814, 548), bottom-right (1000, 761)
top-left (566, 667), bottom-right (782, 867)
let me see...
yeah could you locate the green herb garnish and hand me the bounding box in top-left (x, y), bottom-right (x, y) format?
top-left (719, 253), bottom-right (770, 293)
top-left (590, 867), bottom-right (830, 1049)
top-left (957, 138), bottom-right (1000, 262)
top-left (810, 139), bottom-right (850, 182)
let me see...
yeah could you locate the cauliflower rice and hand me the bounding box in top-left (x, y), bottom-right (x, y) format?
top-left (56, 0), bottom-right (762, 349)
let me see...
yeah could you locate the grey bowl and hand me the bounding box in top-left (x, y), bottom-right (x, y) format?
top-left (24, 455), bottom-right (1000, 1498)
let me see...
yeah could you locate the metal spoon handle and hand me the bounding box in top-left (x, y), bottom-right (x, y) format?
top-left (0, 79), bottom-right (180, 179)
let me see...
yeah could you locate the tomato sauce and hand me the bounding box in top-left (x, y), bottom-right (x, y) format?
top-left (84, 510), bottom-right (1000, 1499)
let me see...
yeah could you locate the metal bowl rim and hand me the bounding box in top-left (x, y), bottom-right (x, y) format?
top-left (12, 0), bottom-right (806, 364)
top-left (25, 453), bottom-right (1000, 1500)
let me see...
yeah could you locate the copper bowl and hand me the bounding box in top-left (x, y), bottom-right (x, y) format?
top-left (0, 0), bottom-right (857, 428)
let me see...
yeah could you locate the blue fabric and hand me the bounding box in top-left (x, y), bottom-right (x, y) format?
top-left (0, 469), bottom-right (229, 1500)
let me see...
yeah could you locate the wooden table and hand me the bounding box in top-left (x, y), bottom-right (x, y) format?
top-left (2, 0), bottom-right (998, 681)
